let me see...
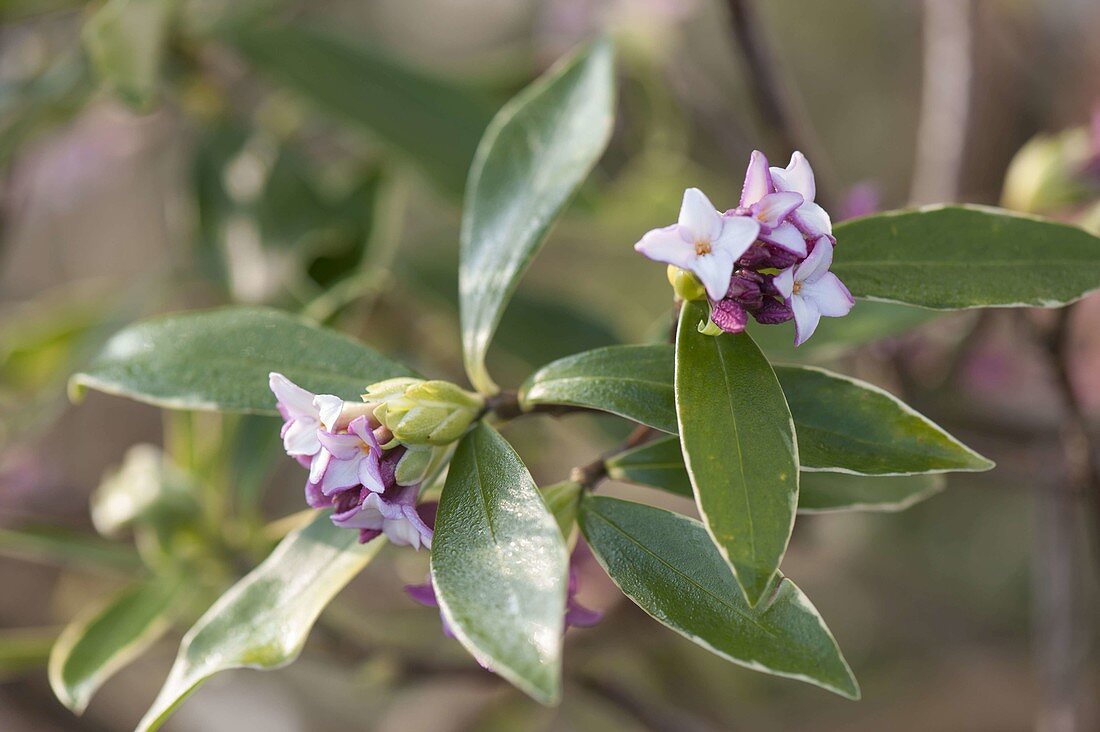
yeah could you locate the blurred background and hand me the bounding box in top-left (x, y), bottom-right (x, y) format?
top-left (2, 0), bottom-right (1100, 730)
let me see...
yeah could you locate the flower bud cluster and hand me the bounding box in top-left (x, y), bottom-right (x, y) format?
top-left (268, 373), bottom-right (482, 547)
top-left (635, 150), bottom-right (854, 345)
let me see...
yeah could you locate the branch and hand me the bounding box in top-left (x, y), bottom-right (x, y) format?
top-left (723, 0), bottom-right (836, 206)
top-left (1024, 305), bottom-right (1096, 732)
top-left (910, 0), bottom-right (974, 203)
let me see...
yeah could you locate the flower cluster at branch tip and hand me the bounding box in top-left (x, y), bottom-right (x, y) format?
top-left (634, 151), bottom-right (854, 345)
top-left (405, 548), bottom-right (602, 640)
top-left (269, 373), bottom-right (483, 548)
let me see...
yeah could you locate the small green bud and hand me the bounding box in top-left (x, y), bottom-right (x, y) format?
top-left (364, 378), bottom-right (484, 446)
top-left (667, 265), bottom-right (706, 301)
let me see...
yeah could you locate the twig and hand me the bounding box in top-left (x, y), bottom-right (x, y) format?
top-left (723, 0), bottom-right (836, 206)
top-left (1025, 305), bottom-right (1096, 732)
top-left (575, 673), bottom-right (718, 732)
top-left (910, 0), bottom-right (974, 203)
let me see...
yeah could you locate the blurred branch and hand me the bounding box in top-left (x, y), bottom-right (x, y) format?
top-left (723, 0), bottom-right (835, 206)
top-left (1026, 305), bottom-right (1096, 732)
top-left (910, 0), bottom-right (974, 203)
top-left (575, 673), bottom-right (718, 732)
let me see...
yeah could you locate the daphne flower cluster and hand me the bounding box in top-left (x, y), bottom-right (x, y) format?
top-left (270, 372), bottom-right (464, 549)
top-left (634, 151), bottom-right (854, 345)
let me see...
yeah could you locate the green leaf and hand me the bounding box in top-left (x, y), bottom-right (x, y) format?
top-left (0, 526), bottom-right (140, 572)
top-left (229, 24), bottom-right (492, 197)
top-left (776, 365), bottom-right (993, 475)
top-left (607, 436), bottom-right (948, 513)
top-left (605, 435), bottom-right (692, 497)
top-left (460, 39), bottom-right (615, 393)
top-left (70, 307), bottom-right (413, 414)
top-left (135, 513), bottom-right (382, 732)
top-left (541, 481), bottom-right (583, 542)
top-left (49, 578), bottom-right (180, 713)
top-left (675, 302), bottom-right (798, 606)
top-left (832, 205), bottom-right (1100, 309)
top-left (798, 473), bottom-right (945, 513)
top-left (525, 343), bottom-right (992, 476)
top-left (82, 0), bottom-right (175, 111)
top-left (579, 496), bottom-right (859, 699)
top-left (92, 444), bottom-right (199, 537)
top-left (431, 423), bottom-right (568, 704)
top-left (519, 345), bottom-right (675, 433)
top-left (748, 300), bottom-right (942, 362)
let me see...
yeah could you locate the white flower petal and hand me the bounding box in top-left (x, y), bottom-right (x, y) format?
top-left (269, 372), bottom-right (318, 419)
top-left (770, 151), bottom-right (816, 200)
top-left (689, 250), bottom-right (738, 301)
top-left (678, 188), bottom-right (722, 241)
top-left (308, 448), bottom-right (331, 484)
top-left (791, 295), bottom-right (822, 346)
top-left (759, 220), bottom-right (807, 256)
top-left (320, 455), bottom-right (363, 495)
top-left (283, 419), bottom-right (320, 456)
top-left (712, 215), bottom-right (761, 261)
top-left (792, 201), bottom-right (832, 237)
top-left (752, 192), bottom-right (803, 229)
top-left (773, 267), bottom-right (796, 298)
top-left (314, 394), bottom-right (344, 432)
top-left (795, 237), bottom-right (834, 284)
top-left (739, 150), bottom-right (772, 207)
top-left (634, 225), bottom-right (697, 270)
top-left (806, 273), bottom-right (855, 317)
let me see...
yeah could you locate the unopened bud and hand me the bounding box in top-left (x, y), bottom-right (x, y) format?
top-left (666, 265), bottom-right (706, 301)
top-left (364, 379), bottom-right (484, 446)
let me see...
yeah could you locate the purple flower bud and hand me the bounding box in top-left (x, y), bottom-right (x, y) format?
top-left (726, 270), bottom-right (764, 309)
top-left (751, 298), bottom-right (794, 325)
top-left (710, 298), bottom-right (748, 334)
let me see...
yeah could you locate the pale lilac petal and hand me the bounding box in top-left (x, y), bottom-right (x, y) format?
top-left (334, 492), bottom-right (384, 528)
top-left (773, 267), bottom-right (795, 299)
top-left (308, 449), bottom-right (331, 484)
top-left (385, 506), bottom-right (432, 550)
top-left (317, 431), bottom-right (363, 461)
top-left (314, 394), bottom-right (344, 432)
top-left (347, 416), bottom-right (380, 452)
top-left (791, 201), bottom-right (832, 237)
top-left (806, 273), bottom-right (855, 317)
top-left (358, 455), bottom-right (386, 493)
top-left (304, 479), bottom-right (327, 509)
top-left (405, 581), bottom-right (438, 607)
top-left (739, 150), bottom-right (772, 208)
top-left (689, 250), bottom-right (738, 301)
top-left (320, 455), bottom-right (363, 495)
top-left (282, 419), bottom-right (320, 457)
top-left (269, 373), bottom-right (317, 419)
top-left (677, 188), bottom-right (722, 241)
top-left (634, 225), bottom-right (696, 270)
top-left (795, 237), bottom-right (834, 284)
top-left (791, 295), bottom-right (822, 346)
top-left (770, 151), bottom-right (815, 200)
top-left (711, 215), bottom-right (760, 262)
top-left (565, 600), bottom-right (603, 628)
top-left (750, 192), bottom-right (803, 229)
top-left (758, 220), bottom-right (807, 256)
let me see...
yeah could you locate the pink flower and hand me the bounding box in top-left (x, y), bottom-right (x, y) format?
top-left (774, 238), bottom-right (854, 345)
top-left (634, 188), bottom-right (761, 300)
